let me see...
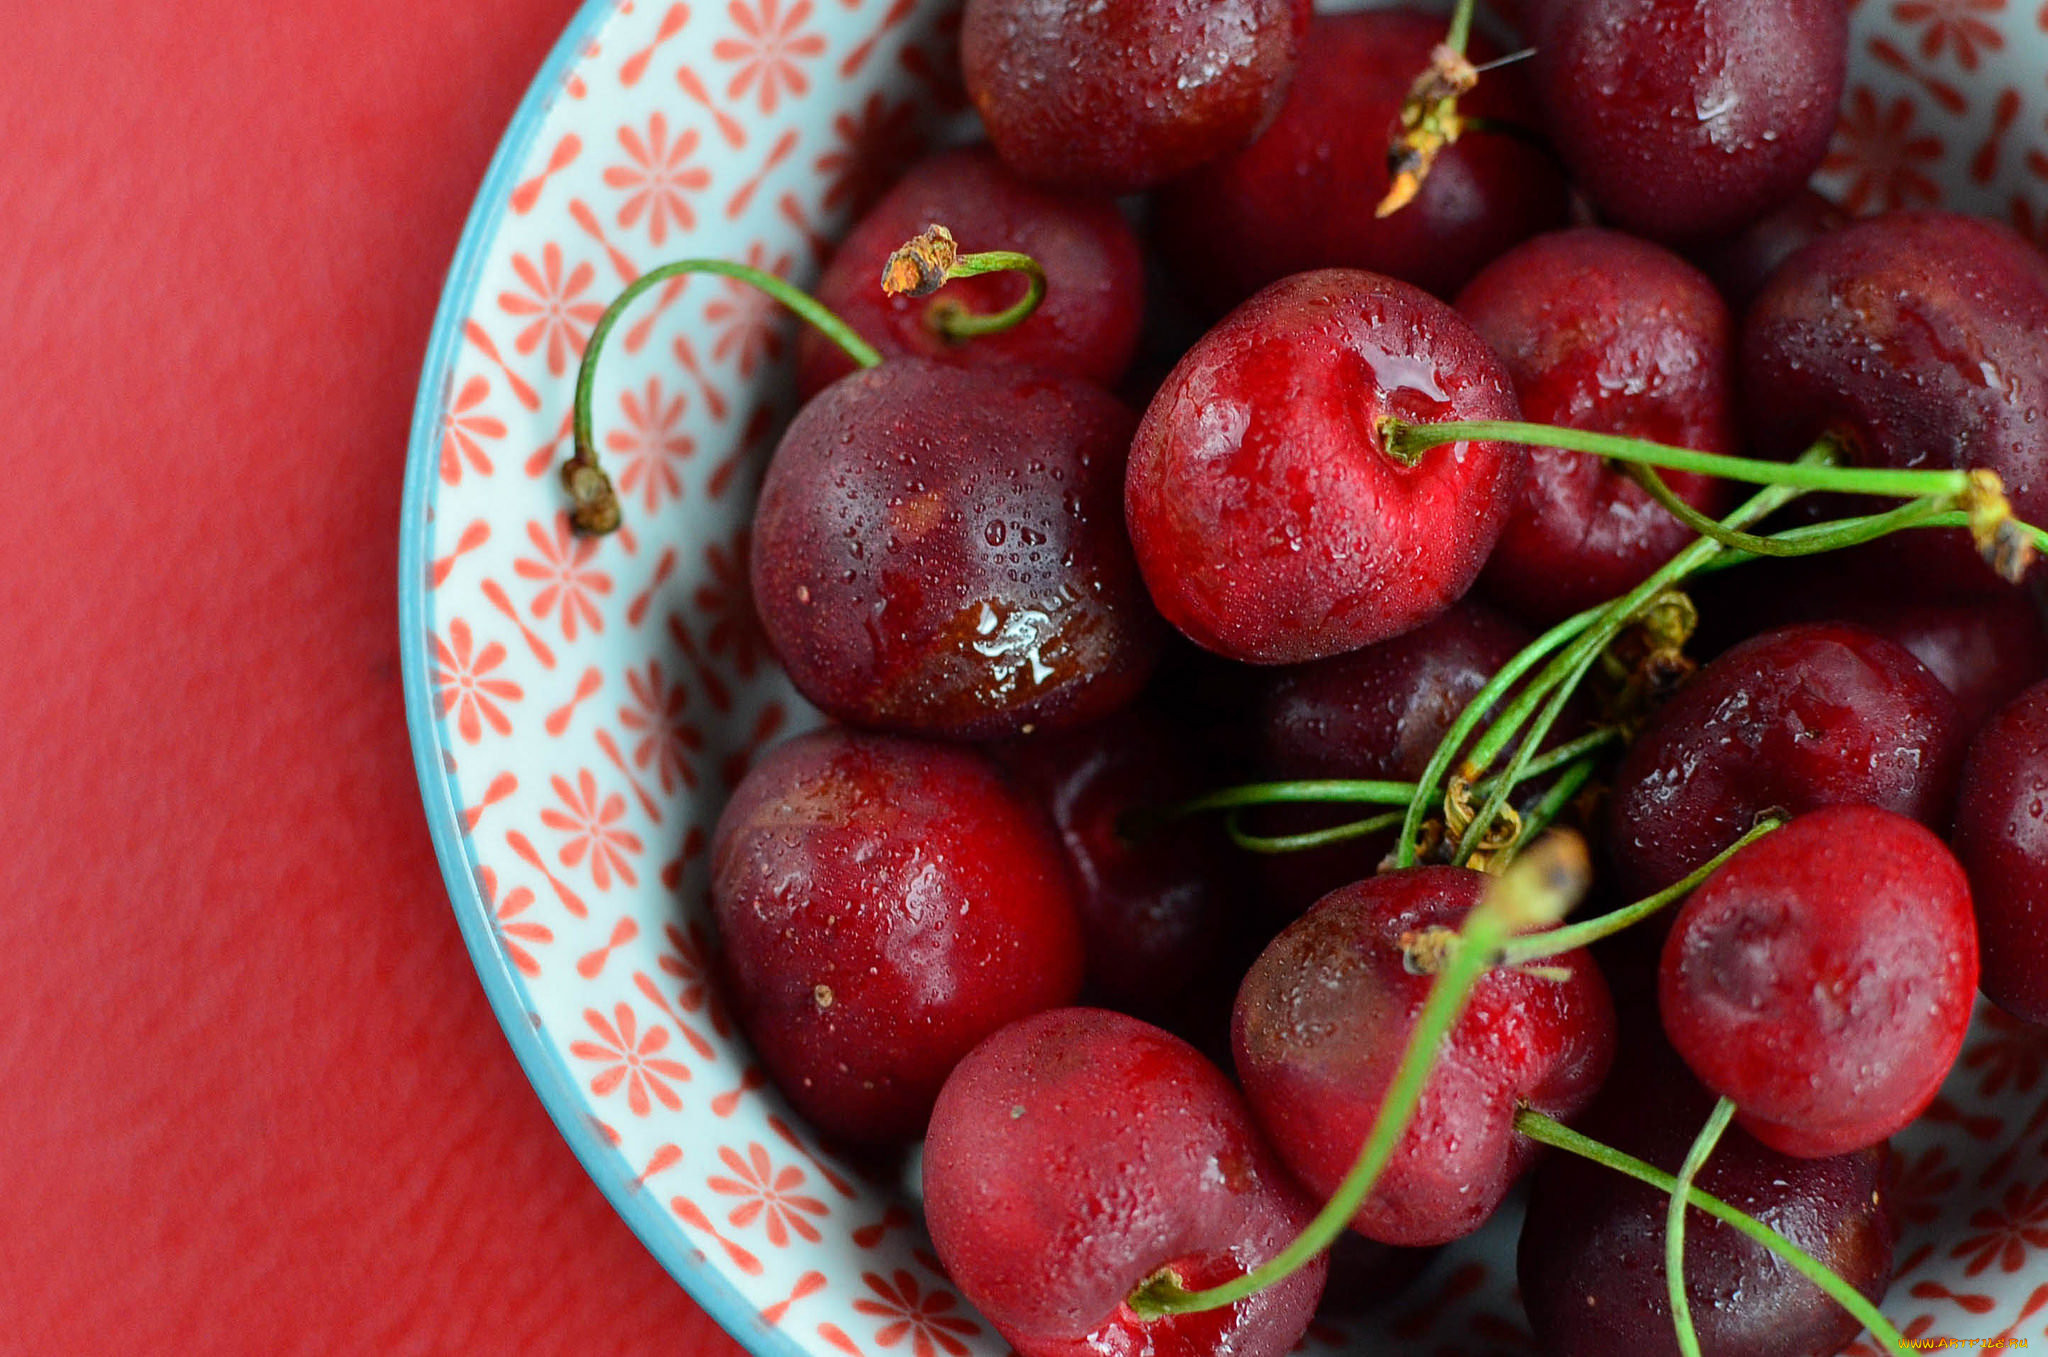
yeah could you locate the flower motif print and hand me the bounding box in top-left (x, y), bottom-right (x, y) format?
top-left (816, 93), bottom-right (920, 215)
top-left (515, 515), bottom-right (613, 642)
top-left (605, 113), bottom-right (712, 246)
top-left (606, 377), bottom-right (696, 512)
top-left (706, 243), bottom-right (791, 378)
top-left (696, 527), bottom-right (765, 677)
top-left (1893, 0), bottom-right (2006, 68)
top-left (621, 660), bottom-right (703, 794)
top-left (431, 619), bottom-right (521, 744)
top-left (1952, 1178), bottom-right (2048, 1276)
top-left (499, 242), bottom-right (607, 377)
top-left (541, 768), bottom-right (644, 889)
top-left (439, 375), bottom-right (505, 486)
top-left (706, 1144), bottom-right (830, 1246)
top-left (853, 1271), bottom-right (981, 1357)
top-left (1824, 89), bottom-right (1945, 213)
top-left (570, 1003), bottom-right (691, 1115)
top-left (712, 0), bottom-right (826, 115)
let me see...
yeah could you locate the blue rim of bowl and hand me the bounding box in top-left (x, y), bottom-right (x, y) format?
top-left (397, 6), bottom-right (815, 1354)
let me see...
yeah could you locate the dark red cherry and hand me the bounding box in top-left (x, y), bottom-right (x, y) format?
top-left (1530, 0), bottom-right (1845, 242)
top-left (1520, 1040), bottom-right (1895, 1357)
top-left (1606, 622), bottom-right (1967, 899)
top-left (924, 1007), bottom-right (1326, 1357)
top-left (795, 148), bottom-right (1146, 398)
top-left (751, 360), bottom-right (1164, 739)
top-left (993, 710), bottom-right (1229, 1019)
top-left (1152, 8), bottom-right (1569, 311)
top-left (1952, 680), bottom-right (2048, 1024)
top-left (1126, 269), bottom-right (1525, 664)
top-left (1685, 186), bottom-right (1848, 311)
top-left (1660, 804), bottom-right (1977, 1157)
top-left (1455, 228), bottom-right (1737, 626)
top-left (1741, 211), bottom-right (2048, 591)
top-left (1249, 599), bottom-right (1537, 912)
top-left (710, 730), bottom-right (1084, 1144)
top-left (961, 0), bottom-right (1306, 194)
top-left (1233, 866), bottom-right (1616, 1246)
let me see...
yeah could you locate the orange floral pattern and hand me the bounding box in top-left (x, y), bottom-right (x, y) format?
top-left (605, 112), bottom-right (713, 246)
top-left (853, 1271), bottom-right (980, 1357)
top-left (498, 242), bottom-right (606, 377)
top-left (570, 1003), bottom-right (691, 1115)
top-left (541, 768), bottom-right (644, 889)
top-left (431, 619), bottom-right (521, 744)
top-left (708, 1144), bottom-right (831, 1246)
top-left (606, 377), bottom-right (697, 511)
top-left (713, 0), bottom-right (826, 114)
top-left (1825, 87), bottom-right (1946, 212)
top-left (515, 515), bottom-right (613, 641)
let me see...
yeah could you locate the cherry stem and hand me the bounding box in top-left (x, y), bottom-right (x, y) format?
top-left (1513, 755), bottom-right (1598, 844)
top-left (1445, 0), bottom-right (1476, 54)
top-left (1501, 818), bottom-right (1781, 963)
top-left (564, 259), bottom-right (881, 535)
top-left (1514, 1109), bottom-right (1912, 1356)
top-left (1667, 1097), bottom-right (1737, 1357)
top-left (1380, 417), bottom-right (1978, 500)
top-left (1224, 807), bottom-right (1406, 855)
top-left (1126, 834), bottom-right (1591, 1321)
top-left (880, 224), bottom-right (1048, 342)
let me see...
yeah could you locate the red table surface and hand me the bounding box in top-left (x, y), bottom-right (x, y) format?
top-left (3, 2), bottom-right (751, 1351)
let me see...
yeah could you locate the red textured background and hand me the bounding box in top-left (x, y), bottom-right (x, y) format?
top-left (2, 2), bottom-right (749, 1351)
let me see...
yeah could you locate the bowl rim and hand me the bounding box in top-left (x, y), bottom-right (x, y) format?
top-left (396, 4), bottom-right (811, 1352)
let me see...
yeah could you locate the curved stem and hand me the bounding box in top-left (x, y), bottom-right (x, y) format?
top-left (1667, 1098), bottom-right (1738, 1357)
top-left (1454, 643), bottom-right (1599, 866)
top-left (1397, 610), bottom-right (1596, 867)
top-left (1502, 817), bottom-right (1780, 963)
top-left (1224, 808), bottom-right (1406, 855)
top-left (1514, 756), bottom-right (1597, 844)
top-left (564, 259), bottom-right (880, 535)
top-left (1515, 1110), bottom-right (1911, 1356)
top-left (1127, 835), bottom-right (1590, 1320)
top-left (1627, 463), bottom-right (1819, 557)
top-left (1383, 418), bottom-right (1973, 501)
top-left (927, 251), bottom-right (1047, 342)
top-left (1445, 0), bottom-right (1477, 54)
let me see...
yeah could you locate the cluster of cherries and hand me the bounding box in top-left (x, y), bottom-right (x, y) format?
top-left (561, 0), bottom-right (2048, 1349)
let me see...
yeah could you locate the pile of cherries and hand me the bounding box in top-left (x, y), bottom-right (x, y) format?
top-left (562, 0), bottom-right (2048, 1350)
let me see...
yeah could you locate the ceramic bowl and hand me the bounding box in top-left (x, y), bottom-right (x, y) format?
top-left (400, 2), bottom-right (2048, 1352)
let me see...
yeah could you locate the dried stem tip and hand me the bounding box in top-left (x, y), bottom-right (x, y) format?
top-left (1377, 43), bottom-right (1480, 218)
top-left (562, 458), bottom-right (622, 536)
top-left (881, 223), bottom-right (960, 298)
top-left (1963, 468), bottom-right (2035, 582)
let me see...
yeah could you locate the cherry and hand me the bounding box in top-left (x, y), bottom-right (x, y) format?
top-left (1232, 866), bottom-right (1615, 1246)
top-left (1125, 268), bottom-right (1526, 664)
top-left (1691, 555), bottom-right (2048, 736)
top-left (1519, 1040), bottom-right (1895, 1357)
top-left (961, 0), bottom-right (1307, 194)
top-left (709, 729), bottom-right (1084, 1144)
top-left (1660, 804), bottom-right (1977, 1158)
top-left (993, 709), bottom-right (1230, 1019)
top-left (750, 360), bottom-right (1165, 739)
top-left (923, 1007), bottom-right (1325, 1357)
top-left (1605, 621), bottom-right (1966, 899)
top-left (1249, 599), bottom-right (1538, 912)
top-left (795, 148), bottom-right (1146, 399)
top-left (1455, 228), bottom-right (1737, 626)
top-left (1952, 680), bottom-right (2048, 1025)
top-left (1741, 210), bottom-right (2048, 591)
top-left (1529, 0), bottom-right (1845, 242)
top-left (1151, 8), bottom-right (1569, 311)
top-left (1684, 186), bottom-right (1847, 312)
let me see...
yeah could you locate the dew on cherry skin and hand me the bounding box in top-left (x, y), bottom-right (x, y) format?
top-left (1659, 805), bottom-right (1977, 1159)
top-left (1953, 681), bottom-right (2048, 1024)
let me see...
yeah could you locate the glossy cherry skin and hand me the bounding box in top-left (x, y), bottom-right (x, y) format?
top-left (924, 1007), bottom-right (1326, 1357)
top-left (1152, 8), bottom-right (1569, 311)
top-left (1606, 622), bottom-right (1966, 899)
top-left (795, 147), bottom-right (1146, 399)
top-left (1530, 0), bottom-right (1845, 242)
top-left (962, 0), bottom-right (1305, 194)
top-left (1685, 186), bottom-right (1847, 311)
top-left (1233, 867), bottom-right (1616, 1246)
top-left (1662, 804), bottom-right (1977, 1158)
top-left (1126, 269), bottom-right (1525, 664)
top-left (1953, 681), bottom-right (2048, 1024)
top-left (1520, 1040), bottom-right (1895, 1357)
top-left (1692, 556), bottom-right (2048, 736)
top-left (751, 360), bottom-right (1164, 739)
top-left (1742, 211), bottom-right (2048, 591)
top-left (710, 730), bottom-right (1084, 1144)
top-left (993, 710), bottom-right (1229, 1019)
top-left (1456, 228), bottom-right (1736, 626)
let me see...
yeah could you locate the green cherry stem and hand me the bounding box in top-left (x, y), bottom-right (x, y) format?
top-left (564, 259), bottom-right (881, 535)
top-left (880, 224), bottom-right (1049, 342)
top-left (1224, 808), bottom-right (1406, 855)
top-left (1515, 1110), bottom-right (1913, 1356)
top-left (1500, 817), bottom-right (1780, 964)
top-left (1667, 1097), bottom-right (1738, 1357)
top-left (1511, 755), bottom-right (1598, 844)
top-left (1126, 833), bottom-right (1592, 1321)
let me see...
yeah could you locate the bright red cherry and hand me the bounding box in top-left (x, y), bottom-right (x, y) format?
top-left (1952, 680), bottom-right (2048, 1024)
top-left (1126, 269), bottom-right (1525, 664)
top-left (1660, 804), bottom-right (1977, 1158)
